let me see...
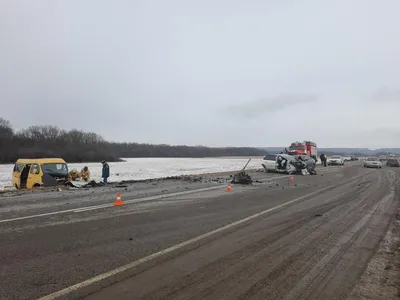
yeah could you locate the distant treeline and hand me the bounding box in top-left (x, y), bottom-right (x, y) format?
top-left (0, 118), bottom-right (266, 164)
top-left (323, 151), bottom-right (393, 157)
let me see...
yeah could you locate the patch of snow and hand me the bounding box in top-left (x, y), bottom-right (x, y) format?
top-left (0, 157), bottom-right (263, 188)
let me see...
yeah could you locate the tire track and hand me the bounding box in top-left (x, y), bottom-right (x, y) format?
top-left (231, 171), bottom-right (388, 300)
top-left (283, 169), bottom-right (398, 300)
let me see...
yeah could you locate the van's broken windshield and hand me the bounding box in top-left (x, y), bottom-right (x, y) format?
top-left (42, 163), bottom-right (68, 177)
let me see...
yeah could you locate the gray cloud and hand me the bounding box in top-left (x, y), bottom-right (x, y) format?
top-left (1, 0), bottom-right (400, 148)
top-left (225, 94), bottom-right (318, 119)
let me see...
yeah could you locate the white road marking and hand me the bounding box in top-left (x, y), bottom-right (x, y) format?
top-left (37, 175), bottom-right (362, 300)
top-left (0, 175), bottom-right (288, 223)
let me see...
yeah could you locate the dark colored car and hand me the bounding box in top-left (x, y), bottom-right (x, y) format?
top-left (350, 155), bottom-right (358, 161)
top-left (386, 158), bottom-right (400, 167)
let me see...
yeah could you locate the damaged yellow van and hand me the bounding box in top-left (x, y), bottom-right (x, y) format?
top-left (12, 158), bottom-right (69, 189)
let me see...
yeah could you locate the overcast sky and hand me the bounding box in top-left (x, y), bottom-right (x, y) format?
top-left (1, 0), bottom-right (400, 148)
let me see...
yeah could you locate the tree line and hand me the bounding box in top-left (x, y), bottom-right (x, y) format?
top-left (0, 118), bottom-right (266, 164)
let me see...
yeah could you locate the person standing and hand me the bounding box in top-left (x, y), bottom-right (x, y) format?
top-left (320, 153), bottom-right (327, 167)
top-left (101, 160), bottom-right (110, 184)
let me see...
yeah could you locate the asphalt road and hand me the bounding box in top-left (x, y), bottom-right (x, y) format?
top-left (1, 163), bottom-right (399, 300)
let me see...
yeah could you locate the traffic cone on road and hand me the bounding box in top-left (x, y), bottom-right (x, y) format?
top-left (289, 176), bottom-right (295, 183)
top-left (113, 192), bottom-right (124, 206)
top-left (226, 183), bottom-right (232, 192)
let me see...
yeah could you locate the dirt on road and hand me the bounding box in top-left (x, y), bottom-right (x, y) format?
top-left (0, 163), bottom-right (399, 300)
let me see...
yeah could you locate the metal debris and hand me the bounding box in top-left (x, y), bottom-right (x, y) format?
top-left (231, 171), bottom-right (253, 185)
top-left (231, 159), bottom-right (253, 185)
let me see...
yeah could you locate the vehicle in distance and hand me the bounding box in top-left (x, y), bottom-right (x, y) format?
top-left (378, 155), bottom-right (387, 161)
top-left (343, 155), bottom-right (352, 161)
top-left (288, 141), bottom-right (318, 161)
top-left (364, 157), bottom-right (382, 168)
top-left (350, 155), bottom-right (359, 161)
top-left (386, 157), bottom-right (400, 167)
top-left (327, 155), bottom-right (345, 166)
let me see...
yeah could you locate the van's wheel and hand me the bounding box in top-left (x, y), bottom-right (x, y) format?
top-left (33, 183), bottom-right (41, 188)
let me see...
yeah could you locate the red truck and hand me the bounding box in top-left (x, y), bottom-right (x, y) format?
top-left (288, 141), bottom-right (318, 159)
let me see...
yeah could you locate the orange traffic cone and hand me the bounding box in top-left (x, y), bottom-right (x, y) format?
top-left (113, 192), bottom-right (124, 206)
top-left (226, 183), bottom-right (232, 192)
top-left (289, 176), bottom-right (295, 183)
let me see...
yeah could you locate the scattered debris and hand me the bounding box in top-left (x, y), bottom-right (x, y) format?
top-left (231, 171), bottom-right (253, 184)
top-left (231, 159), bottom-right (253, 185)
top-left (65, 180), bottom-right (105, 188)
top-left (315, 214), bottom-right (323, 217)
top-left (182, 175), bottom-right (203, 182)
top-left (309, 169), bottom-right (317, 175)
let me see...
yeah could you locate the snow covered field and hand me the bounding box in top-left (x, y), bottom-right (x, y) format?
top-left (0, 157), bottom-right (264, 188)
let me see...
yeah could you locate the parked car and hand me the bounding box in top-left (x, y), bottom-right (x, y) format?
top-left (378, 155), bottom-right (387, 161)
top-left (343, 155), bottom-right (352, 161)
top-left (350, 155), bottom-right (359, 161)
top-left (327, 155), bottom-right (345, 166)
top-left (386, 157), bottom-right (400, 167)
top-left (364, 157), bottom-right (382, 168)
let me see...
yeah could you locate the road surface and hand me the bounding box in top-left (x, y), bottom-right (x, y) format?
top-left (0, 163), bottom-right (399, 300)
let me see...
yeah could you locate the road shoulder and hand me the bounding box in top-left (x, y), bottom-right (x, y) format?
top-left (349, 200), bottom-right (400, 300)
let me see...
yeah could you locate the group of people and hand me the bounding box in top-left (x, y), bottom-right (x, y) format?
top-left (67, 160), bottom-right (110, 184)
top-left (67, 166), bottom-right (92, 182)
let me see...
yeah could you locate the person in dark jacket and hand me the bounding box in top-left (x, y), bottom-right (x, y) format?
top-left (101, 160), bottom-right (110, 184)
top-left (320, 153), bottom-right (327, 167)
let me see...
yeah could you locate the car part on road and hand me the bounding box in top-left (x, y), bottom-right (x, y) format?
top-left (231, 171), bottom-right (253, 184)
top-left (231, 158), bottom-right (253, 184)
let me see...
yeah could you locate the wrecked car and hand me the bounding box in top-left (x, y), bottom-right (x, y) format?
top-left (261, 154), bottom-right (316, 175)
top-left (12, 158), bottom-right (69, 189)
